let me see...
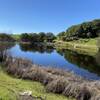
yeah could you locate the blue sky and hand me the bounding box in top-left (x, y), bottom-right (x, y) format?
top-left (0, 0), bottom-right (99, 34)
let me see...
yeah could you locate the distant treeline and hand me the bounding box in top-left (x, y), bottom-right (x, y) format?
top-left (57, 19), bottom-right (100, 41)
top-left (20, 32), bottom-right (56, 43)
top-left (0, 32), bottom-right (56, 43)
top-left (0, 33), bottom-right (15, 42)
top-left (0, 19), bottom-right (100, 42)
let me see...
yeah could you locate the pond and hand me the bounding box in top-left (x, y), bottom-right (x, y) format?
top-left (4, 43), bottom-right (100, 80)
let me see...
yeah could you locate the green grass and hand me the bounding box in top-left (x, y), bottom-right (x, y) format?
top-left (55, 38), bottom-right (99, 56)
top-left (68, 38), bottom-right (98, 45)
top-left (56, 38), bottom-right (98, 45)
top-left (11, 34), bottom-right (20, 41)
top-left (0, 67), bottom-right (73, 100)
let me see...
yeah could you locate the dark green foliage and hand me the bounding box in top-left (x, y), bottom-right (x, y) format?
top-left (46, 32), bottom-right (56, 42)
top-left (57, 31), bottom-right (66, 41)
top-left (29, 33), bottom-right (39, 42)
top-left (20, 32), bottom-right (55, 43)
top-left (20, 33), bottom-right (32, 42)
top-left (0, 33), bottom-right (15, 42)
top-left (38, 32), bottom-right (46, 42)
top-left (58, 19), bottom-right (100, 41)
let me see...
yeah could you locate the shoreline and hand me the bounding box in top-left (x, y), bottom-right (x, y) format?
top-left (0, 40), bottom-right (99, 56)
top-left (54, 40), bottom-right (99, 56)
top-left (14, 40), bottom-right (100, 56)
top-left (4, 56), bottom-right (100, 100)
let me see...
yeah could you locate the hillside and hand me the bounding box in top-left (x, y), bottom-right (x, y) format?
top-left (58, 19), bottom-right (100, 41)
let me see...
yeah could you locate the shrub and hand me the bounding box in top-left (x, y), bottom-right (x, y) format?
top-left (5, 57), bottom-right (32, 77)
top-left (22, 67), bottom-right (54, 85)
top-left (46, 77), bottom-right (69, 93)
top-left (0, 33), bottom-right (15, 42)
top-left (77, 87), bottom-right (91, 100)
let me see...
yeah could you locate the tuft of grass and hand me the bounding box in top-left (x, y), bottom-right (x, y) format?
top-left (46, 77), bottom-right (69, 93)
top-left (0, 67), bottom-right (72, 100)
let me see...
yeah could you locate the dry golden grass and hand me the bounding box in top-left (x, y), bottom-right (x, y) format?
top-left (4, 57), bottom-right (100, 100)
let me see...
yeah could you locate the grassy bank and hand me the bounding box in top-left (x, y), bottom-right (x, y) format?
top-left (5, 57), bottom-right (100, 100)
top-left (55, 38), bottom-right (99, 56)
top-left (11, 34), bottom-right (20, 41)
top-left (0, 67), bottom-right (72, 100)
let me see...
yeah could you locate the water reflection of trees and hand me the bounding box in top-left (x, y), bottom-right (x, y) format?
top-left (57, 49), bottom-right (100, 75)
top-left (96, 37), bottom-right (100, 65)
top-left (96, 51), bottom-right (100, 65)
top-left (19, 43), bottom-right (54, 54)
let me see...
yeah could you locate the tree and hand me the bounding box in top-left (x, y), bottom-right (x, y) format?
top-left (38, 32), bottom-right (46, 42)
top-left (58, 19), bottom-right (100, 41)
top-left (20, 33), bottom-right (30, 42)
top-left (0, 33), bottom-right (15, 42)
top-left (20, 32), bottom-right (56, 43)
top-left (46, 32), bottom-right (55, 42)
top-left (57, 31), bottom-right (65, 40)
top-left (29, 33), bottom-right (39, 42)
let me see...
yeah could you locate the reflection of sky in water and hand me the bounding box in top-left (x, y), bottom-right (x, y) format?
top-left (9, 44), bottom-right (100, 80)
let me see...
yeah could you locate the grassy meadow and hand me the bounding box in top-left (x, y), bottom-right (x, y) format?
top-left (55, 38), bottom-right (99, 56)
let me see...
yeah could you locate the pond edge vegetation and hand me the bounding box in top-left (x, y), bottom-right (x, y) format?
top-left (0, 50), bottom-right (99, 100)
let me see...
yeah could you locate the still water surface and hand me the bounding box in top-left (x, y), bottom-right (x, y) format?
top-left (7, 43), bottom-right (100, 80)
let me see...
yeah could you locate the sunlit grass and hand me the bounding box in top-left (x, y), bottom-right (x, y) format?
top-left (69, 38), bottom-right (97, 45)
top-left (55, 38), bottom-right (99, 57)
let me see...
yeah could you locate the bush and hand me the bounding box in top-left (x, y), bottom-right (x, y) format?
top-left (0, 33), bottom-right (15, 42)
top-left (20, 32), bottom-right (55, 43)
top-left (22, 67), bottom-right (54, 85)
top-left (46, 77), bottom-right (69, 93)
top-left (77, 87), bottom-right (91, 100)
top-left (5, 57), bottom-right (32, 77)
